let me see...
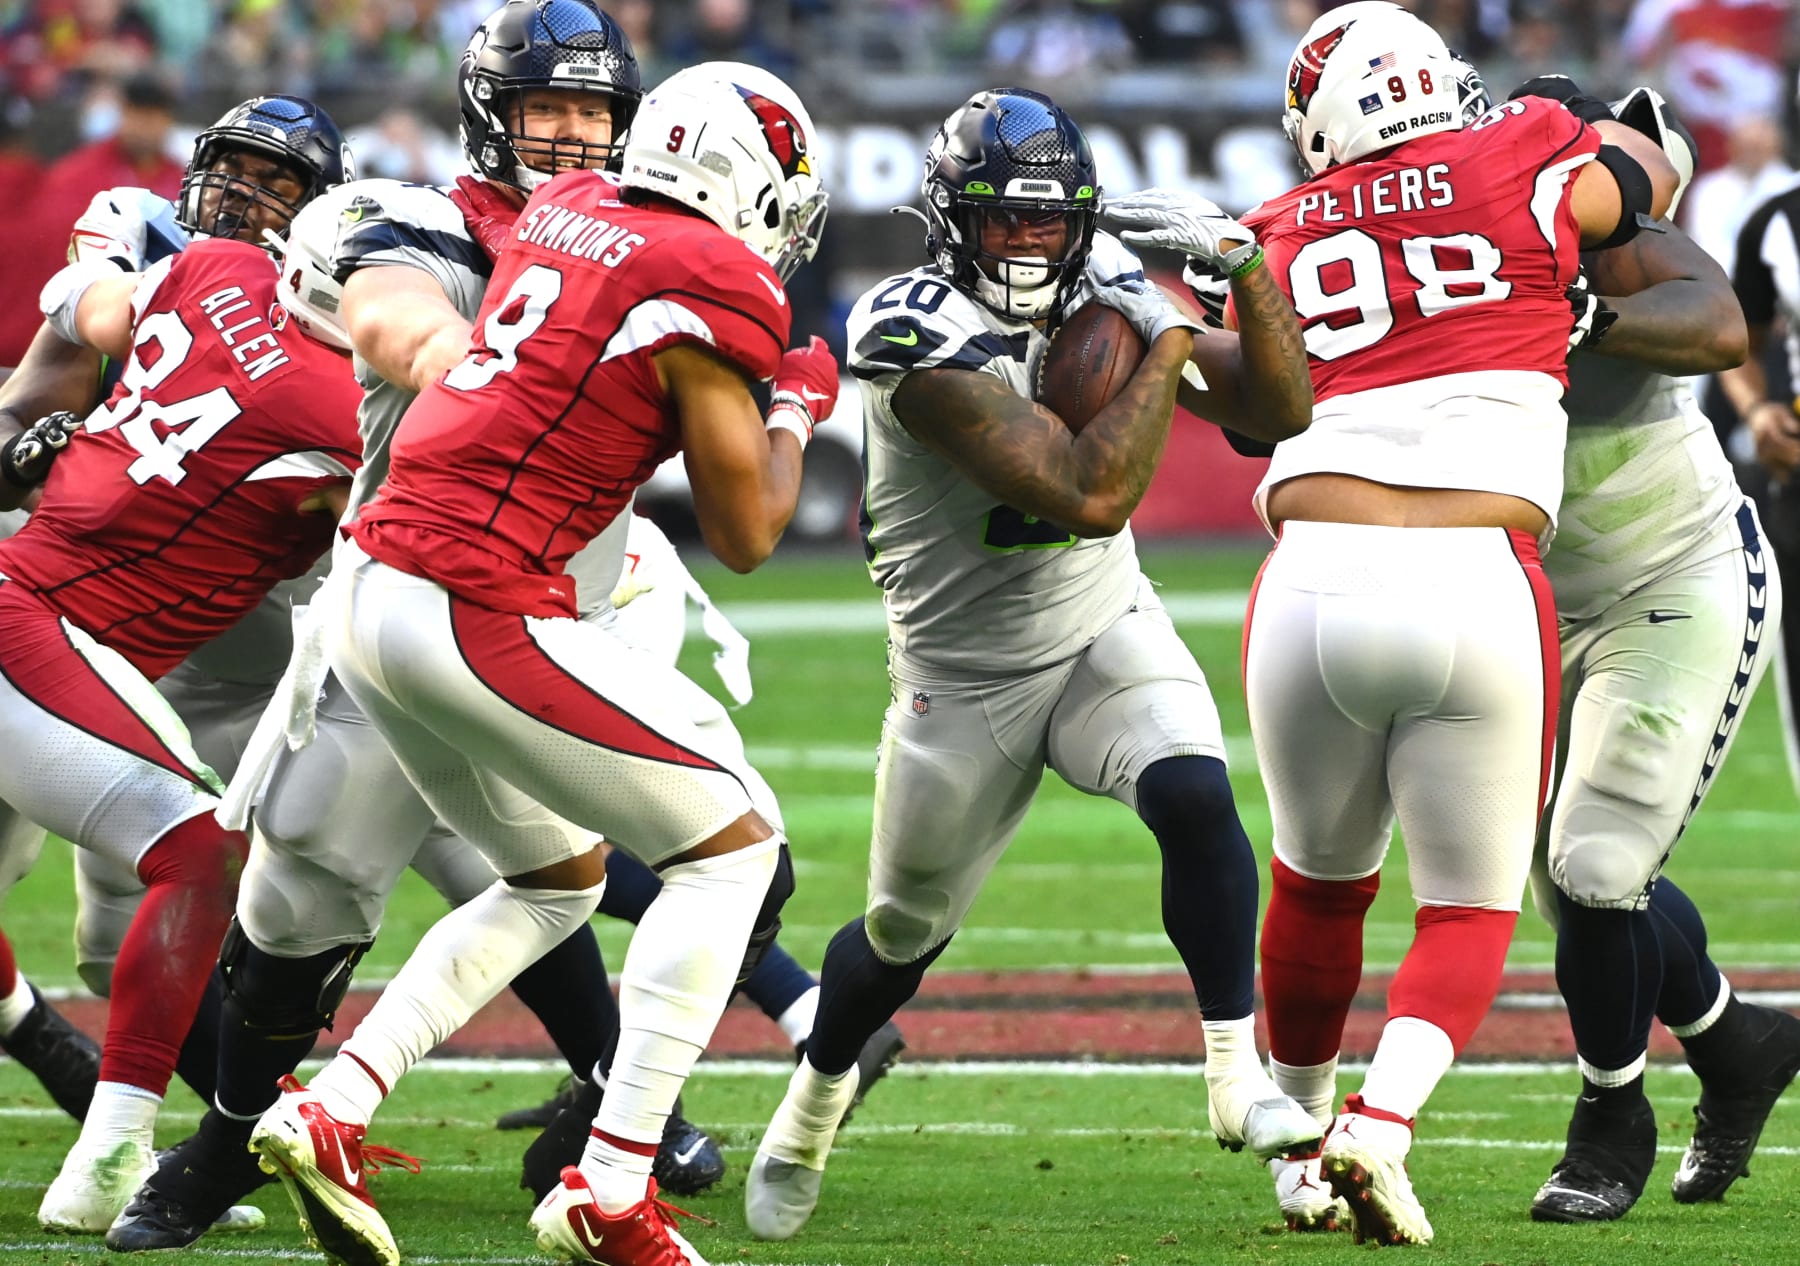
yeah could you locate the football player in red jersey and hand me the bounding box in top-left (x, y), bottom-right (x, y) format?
top-left (245, 62), bottom-right (834, 1266)
top-left (0, 96), bottom-right (360, 1236)
top-left (1103, 0), bottom-right (1680, 1246)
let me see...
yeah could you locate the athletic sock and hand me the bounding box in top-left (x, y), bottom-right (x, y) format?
top-left (0, 969), bottom-right (34, 1038)
top-left (322, 877), bottom-right (603, 1123)
top-left (104, 814), bottom-right (246, 1094)
top-left (806, 917), bottom-right (948, 1077)
top-left (1648, 879), bottom-right (1725, 1031)
top-left (742, 941), bottom-right (818, 1025)
top-left (583, 841), bottom-right (778, 1213)
top-left (1357, 1016), bottom-right (1455, 1121)
top-left (594, 848), bottom-right (661, 923)
top-left (1136, 757), bottom-right (1259, 1018)
top-left (1260, 859), bottom-right (1379, 1066)
top-left (1270, 1056), bottom-right (1338, 1129)
top-left (510, 923), bottom-right (619, 1080)
top-left (776, 984), bottom-right (821, 1050)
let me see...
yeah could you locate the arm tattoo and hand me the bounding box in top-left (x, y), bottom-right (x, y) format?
top-left (1229, 260), bottom-right (1313, 434)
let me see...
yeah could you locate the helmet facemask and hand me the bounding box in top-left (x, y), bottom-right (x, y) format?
top-left (179, 145), bottom-right (310, 245)
top-left (467, 77), bottom-right (639, 190)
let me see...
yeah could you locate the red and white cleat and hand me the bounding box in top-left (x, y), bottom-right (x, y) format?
top-left (530, 1166), bottom-right (709, 1266)
top-left (1269, 1149), bottom-right (1349, 1232)
top-left (1320, 1094), bottom-right (1433, 1246)
top-left (248, 1076), bottom-right (421, 1266)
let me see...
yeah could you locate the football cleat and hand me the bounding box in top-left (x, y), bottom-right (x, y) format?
top-left (498, 1074), bottom-right (581, 1132)
top-left (1, 986), bottom-right (100, 1123)
top-left (653, 1108), bottom-right (726, 1198)
top-left (530, 1166), bottom-right (707, 1265)
top-left (843, 1019), bottom-right (906, 1127)
top-left (1320, 1095), bottom-right (1433, 1246)
top-left (1673, 1004), bottom-right (1800, 1203)
top-left (38, 1137), bottom-right (154, 1232)
top-left (249, 1076), bottom-right (420, 1266)
top-left (1531, 1091), bottom-right (1657, 1223)
top-left (1207, 1073), bottom-right (1324, 1162)
top-left (106, 1125), bottom-right (276, 1250)
top-left (745, 1057), bottom-right (859, 1241)
top-left (523, 1082), bottom-right (725, 1203)
top-left (1269, 1151), bottom-right (1348, 1232)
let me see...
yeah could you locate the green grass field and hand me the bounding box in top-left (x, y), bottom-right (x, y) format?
top-left (0, 540), bottom-right (1797, 1264)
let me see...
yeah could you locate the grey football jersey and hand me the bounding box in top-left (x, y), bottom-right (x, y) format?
top-left (849, 235), bottom-right (1145, 671)
top-left (305, 178), bottom-right (625, 614)
top-left (1549, 354), bottom-right (1741, 620)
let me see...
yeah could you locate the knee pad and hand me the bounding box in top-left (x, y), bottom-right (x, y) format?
top-left (865, 893), bottom-right (950, 966)
top-left (1550, 801), bottom-right (1663, 910)
top-left (237, 825), bottom-right (398, 956)
top-left (219, 917), bottom-right (371, 1037)
top-left (735, 841), bottom-right (794, 987)
top-left (1135, 756), bottom-right (1246, 851)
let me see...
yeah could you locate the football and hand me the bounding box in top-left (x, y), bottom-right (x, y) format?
top-left (1036, 301), bottom-right (1145, 433)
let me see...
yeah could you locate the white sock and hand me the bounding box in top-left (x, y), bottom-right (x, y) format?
top-left (1201, 1016), bottom-right (1264, 1084)
top-left (77, 1081), bottom-right (160, 1150)
top-left (1578, 1052), bottom-right (1648, 1087)
top-left (582, 837), bottom-right (778, 1213)
top-left (1356, 1016), bottom-right (1455, 1121)
top-left (318, 877), bottom-right (604, 1125)
top-left (0, 972), bottom-right (34, 1037)
top-left (777, 985), bottom-right (820, 1049)
top-left (1270, 1055), bottom-right (1339, 1130)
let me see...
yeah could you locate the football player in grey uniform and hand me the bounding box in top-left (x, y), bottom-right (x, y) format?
top-left (745, 87), bottom-right (1317, 1241)
top-left (1522, 80), bottom-right (1800, 1224)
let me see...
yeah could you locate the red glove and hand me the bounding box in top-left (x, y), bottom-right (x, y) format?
top-left (447, 175), bottom-right (527, 262)
top-left (767, 336), bottom-right (840, 445)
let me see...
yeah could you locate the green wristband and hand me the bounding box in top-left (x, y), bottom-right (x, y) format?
top-left (1226, 244), bottom-right (1264, 279)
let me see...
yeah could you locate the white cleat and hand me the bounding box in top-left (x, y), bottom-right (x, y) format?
top-left (39, 1138), bottom-right (155, 1232)
top-left (1208, 1074), bottom-right (1325, 1162)
top-left (745, 1057), bottom-right (859, 1241)
top-left (1320, 1096), bottom-right (1433, 1246)
top-left (1269, 1151), bottom-right (1348, 1232)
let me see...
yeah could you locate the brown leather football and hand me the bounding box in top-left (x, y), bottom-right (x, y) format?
top-left (1036, 301), bottom-right (1144, 433)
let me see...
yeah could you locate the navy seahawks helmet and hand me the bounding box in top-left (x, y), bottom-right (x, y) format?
top-left (459, 0), bottom-right (641, 191)
top-left (921, 89), bottom-right (1100, 321)
top-left (177, 95), bottom-right (353, 244)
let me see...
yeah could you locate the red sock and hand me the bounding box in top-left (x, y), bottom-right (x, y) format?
top-left (1260, 858), bottom-right (1380, 1066)
top-left (1387, 904), bottom-right (1518, 1052)
top-left (0, 925), bottom-right (17, 997)
top-left (101, 813), bottom-right (247, 1093)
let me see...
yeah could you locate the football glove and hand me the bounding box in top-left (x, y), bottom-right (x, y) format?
top-left (69, 188), bottom-right (184, 272)
top-left (1507, 74), bottom-right (1614, 124)
top-left (1566, 267), bottom-right (1618, 352)
top-left (1102, 189), bottom-right (1260, 273)
top-left (768, 335), bottom-right (839, 446)
top-left (0, 411), bottom-right (82, 489)
top-left (1084, 260), bottom-right (1201, 346)
top-left (1180, 259), bottom-right (1231, 329)
top-left (447, 175), bottom-right (527, 262)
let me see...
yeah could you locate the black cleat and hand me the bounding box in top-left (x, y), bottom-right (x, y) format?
top-left (521, 1080), bottom-right (726, 1202)
top-left (653, 1105), bottom-right (727, 1197)
top-left (1531, 1092), bottom-right (1658, 1223)
top-left (495, 1074), bottom-right (579, 1132)
top-left (844, 1020), bottom-right (906, 1126)
top-left (1673, 1005), bottom-right (1800, 1203)
top-left (106, 1127), bottom-right (275, 1251)
top-left (0, 986), bottom-right (99, 1122)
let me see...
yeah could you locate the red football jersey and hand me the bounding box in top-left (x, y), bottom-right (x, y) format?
top-left (1240, 97), bottom-right (1601, 405)
top-left (351, 170), bottom-right (792, 618)
top-left (0, 239), bottom-right (362, 678)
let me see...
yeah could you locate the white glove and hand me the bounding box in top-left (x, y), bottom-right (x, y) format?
top-left (1180, 259), bottom-right (1231, 329)
top-left (1103, 188), bottom-right (1259, 272)
top-left (1083, 257), bottom-right (1201, 346)
top-left (69, 188), bottom-right (168, 271)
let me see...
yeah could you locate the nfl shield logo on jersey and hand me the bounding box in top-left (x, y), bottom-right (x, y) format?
top-left (912, 691), bottom-right (930, 716)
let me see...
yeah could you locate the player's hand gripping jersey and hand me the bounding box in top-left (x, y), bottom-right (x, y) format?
top-left (1243, 96), bottom-right (1602, 527)
top-left (351, 170), bottom-right (791, 617)
top-left (0, 238), bottom-right (362, 678)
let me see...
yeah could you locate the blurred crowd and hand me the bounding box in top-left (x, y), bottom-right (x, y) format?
top-left (2, 0), bottom-right (1798, 363)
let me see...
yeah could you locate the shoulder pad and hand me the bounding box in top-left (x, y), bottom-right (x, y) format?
top-left (847, 270), bottom-right (1027, 379)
